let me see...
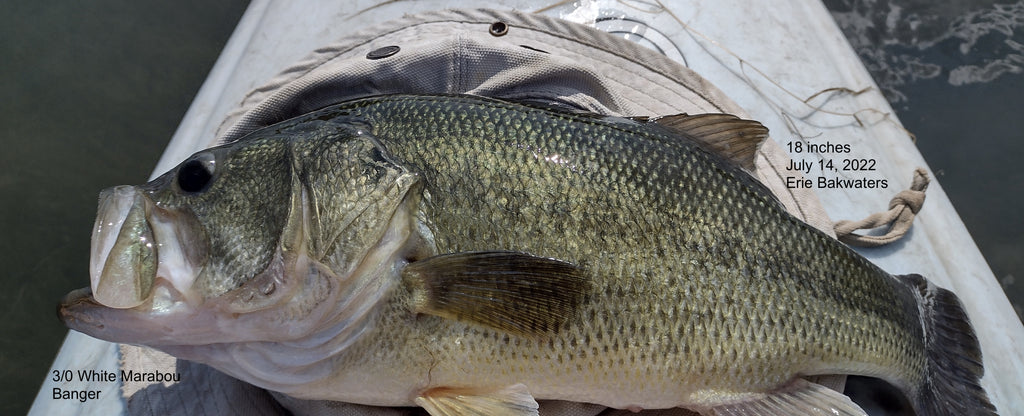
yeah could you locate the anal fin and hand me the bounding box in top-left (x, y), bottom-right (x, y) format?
top-left (705, 379), bottom-right (867, 416)
top-left (803, 374), bottom-right (847, 393)
top-left (415, 383), bottom-right (539, 416)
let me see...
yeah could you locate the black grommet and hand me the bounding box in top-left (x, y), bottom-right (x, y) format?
top-left (489, 21), bottom-right (508, 37)
top-left (366, 45), bottom-right (400, 60)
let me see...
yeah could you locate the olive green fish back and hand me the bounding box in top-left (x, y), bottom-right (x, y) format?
top-left (302, 95), bottom-right (926, 395)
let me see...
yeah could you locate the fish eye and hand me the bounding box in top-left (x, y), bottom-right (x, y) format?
top-left (176, 152), bottom-right (216, 194)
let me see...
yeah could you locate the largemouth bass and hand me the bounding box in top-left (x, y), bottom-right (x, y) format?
top-left (60, 94), bottom-right (995, 415)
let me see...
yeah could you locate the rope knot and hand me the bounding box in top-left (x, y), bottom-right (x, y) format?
top-left (834, 168), bottom-right (930, 247)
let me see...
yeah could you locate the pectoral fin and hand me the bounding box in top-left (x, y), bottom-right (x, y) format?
top-left (704, 379), bottom-right (867, 416)
top-left (415, 383), bottom-right (539, 416)
top-left (402, 251), bottom-right (587, 336)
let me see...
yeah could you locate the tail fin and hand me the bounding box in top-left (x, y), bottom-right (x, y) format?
top-left (897, 274), bottom-right (997, 416)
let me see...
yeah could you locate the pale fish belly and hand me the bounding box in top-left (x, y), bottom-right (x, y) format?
top-left (312, 249), bottom-right (915, 412)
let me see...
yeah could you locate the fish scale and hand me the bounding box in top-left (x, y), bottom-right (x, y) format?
top-left (289, 96), bottom-right (924, 404)
top-left (61, 94), bottom-right (994, 415)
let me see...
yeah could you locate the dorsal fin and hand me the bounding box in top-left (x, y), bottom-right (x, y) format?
top-left (653, 113), bottom-right (769, 171)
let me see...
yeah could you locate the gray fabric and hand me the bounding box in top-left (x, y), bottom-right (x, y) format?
top-left (212, 8), bottom-right (835, 236)
top-left (270, 394), bottom-right (699, 416)
top-left (215, 9), bottom-right (741, 144)
top-left (119, 345), bottom-right (285, 415)
top-left (122, 8), bottom-right (842, 416)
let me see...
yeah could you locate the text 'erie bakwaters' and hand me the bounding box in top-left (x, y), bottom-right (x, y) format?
top-left (784, 140), bottom-right (888, 189)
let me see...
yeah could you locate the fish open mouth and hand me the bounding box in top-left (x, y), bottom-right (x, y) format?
top-left (89, 186), bottom-right (157, 308)
top-left (60, 184), bottom-right (211, 343)
top-left (87, 185), bottom-right (207, 308)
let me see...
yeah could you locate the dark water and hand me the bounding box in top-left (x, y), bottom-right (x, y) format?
top-left (824, 0), bottom-right (1024, 321)
top-left (0, 1), bottom-right (250, 414)
top-left (0, 0), bottom-right (1019, 415)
